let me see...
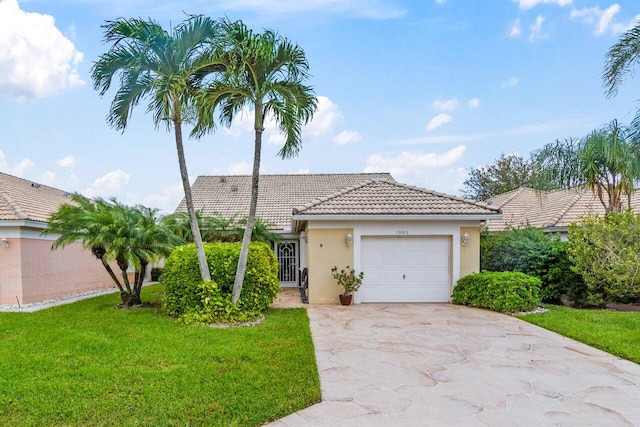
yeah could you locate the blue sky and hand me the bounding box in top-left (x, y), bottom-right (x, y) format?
top-left (1, 0), bottom-right (640, 212)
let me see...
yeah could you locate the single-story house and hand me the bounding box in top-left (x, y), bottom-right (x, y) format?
top-left (177, 173), bottom-right (502, 304)
top-left (485, 187), bottom-right (640, 237)
top-left (0, 172), bottom-right (116, 305)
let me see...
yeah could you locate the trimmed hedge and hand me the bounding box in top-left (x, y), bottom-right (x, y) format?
top-left (162, 242), bottom-right (280, 324)
top-left (452, 272), bottom-right (541, 313)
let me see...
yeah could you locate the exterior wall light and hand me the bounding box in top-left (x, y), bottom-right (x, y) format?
top-left (346, 233), bottom-right (353, 248)
top-left (1, 238), bottom-right (8, 248)
top-left (461, 232), bottom-right (469, 247)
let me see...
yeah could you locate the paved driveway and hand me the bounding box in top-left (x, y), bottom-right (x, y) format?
top-left (269, 303), bottom-right (640, 426)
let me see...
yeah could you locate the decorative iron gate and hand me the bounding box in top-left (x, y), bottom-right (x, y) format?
top-left (276, 241), bottom-right (298, 285)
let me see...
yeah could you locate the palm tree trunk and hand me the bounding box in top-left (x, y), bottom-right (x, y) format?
top-left (232, 127), bottom-right (263, 304)
top-left (172, 103), bottom-right (211, 283)
top-left (92, 247), bottom-right (126, 294)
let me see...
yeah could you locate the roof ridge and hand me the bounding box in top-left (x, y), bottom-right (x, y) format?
top-left (545, 188), bottom-right (584, 227)
top-left (492, 187), bottom-right (532, 209)
top-left (292, 179), bottom-right (376, 214)
top-left (386, 180), bottom-right (500, 212)
top-left (292, 179), bottom-right (501, 215)
top-left (198, 172), bottom-right (394, 178)
top-left (0, 189), bottom-right (29, 220)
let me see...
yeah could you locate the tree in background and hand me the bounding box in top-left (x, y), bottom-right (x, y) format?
top-left (193, 19), bottom-right (317, 304)
top-left (462, 153), bottom-right (534, 201)
top-left (44, 195), bottom-right (182, 306)
top-left (603, 20), bottom-right (640, 130)
top-left (91, 16), bottom-right (221, 284)
top-left (531, 120), bottom-right (640, 214)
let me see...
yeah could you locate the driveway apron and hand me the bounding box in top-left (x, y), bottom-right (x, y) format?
top-left (269, 303), bottom-right (640, 426)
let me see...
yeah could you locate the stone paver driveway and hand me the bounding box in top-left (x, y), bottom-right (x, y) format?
top-left (269, 303), bottom-right (640, 426)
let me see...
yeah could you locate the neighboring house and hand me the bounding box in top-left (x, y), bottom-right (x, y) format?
top-left (485, 187), bottom-right (640, 237)
top-left (0, 172), bottom-right (116, 305)
top-left (177, 173), bottom-right (501, 304)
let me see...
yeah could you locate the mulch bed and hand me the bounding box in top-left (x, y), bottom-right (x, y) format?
top-left (606, 303), bottom-right (640, 312)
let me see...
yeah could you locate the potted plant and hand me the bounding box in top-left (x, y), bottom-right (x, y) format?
top-left (331, 265), bottom-right (364, 305)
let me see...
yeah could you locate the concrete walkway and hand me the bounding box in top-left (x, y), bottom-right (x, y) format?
top-left (269, 302), bottom-right (640, 426)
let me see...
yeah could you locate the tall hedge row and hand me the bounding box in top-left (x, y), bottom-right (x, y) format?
top-left (162, 242), bottom-right (280, 324)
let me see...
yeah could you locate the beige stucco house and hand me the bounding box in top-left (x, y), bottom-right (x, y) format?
top-left (178, 173), bottom-right (502, 304)
top-left (0, 172), bottom-right (116, 305)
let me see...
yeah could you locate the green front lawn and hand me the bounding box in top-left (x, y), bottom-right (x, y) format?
top-left (517, 305), bottom-right (640, 363)
top-left (0, 285), bottom-right (321, 426)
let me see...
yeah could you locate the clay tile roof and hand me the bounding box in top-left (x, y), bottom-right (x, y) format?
top-left (0, 172), bottom-right (74, 223)
top-left (176, 173), bottom-right (395, 230)
top-left (484, 187), bottom-right (640, 232)
top-left (293, 179), bottom-right (500, 216)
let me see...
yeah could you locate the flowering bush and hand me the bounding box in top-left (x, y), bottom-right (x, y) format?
top-left (331, 266), bottom-right (364, 295)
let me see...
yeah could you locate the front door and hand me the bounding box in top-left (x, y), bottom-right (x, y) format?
top-left (276, 240), bottom-right (298, 287)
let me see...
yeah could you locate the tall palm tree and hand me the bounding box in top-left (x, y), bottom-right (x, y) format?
top-left (603, 20), bottom-right (640, 131)
top-left (193, 19), bottom-right (317, 303)
top-left (91, 15), bottom-right (220, 283)
top-left (532, 120), bottom-right (640, 214)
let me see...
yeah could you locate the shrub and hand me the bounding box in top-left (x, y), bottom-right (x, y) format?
top-left (568, 211), bottom-right (640, 305)
top-left (481, 227), bottom-right (587, 305)
top-left (162, 242), bottom-right (280, 324)
top-left (452, 271), bottom-right (541, 313)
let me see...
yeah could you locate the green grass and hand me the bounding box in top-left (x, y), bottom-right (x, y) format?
top-left (517, 305), bottom-right (640, 363)
top-left (0, 285), bottom-right (321, 426)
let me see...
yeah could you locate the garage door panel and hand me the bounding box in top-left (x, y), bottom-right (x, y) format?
top-left (360, 236), bottom-right (451, 303)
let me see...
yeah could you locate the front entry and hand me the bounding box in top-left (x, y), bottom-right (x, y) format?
top-left (276, 240), bottom-right (298, 287)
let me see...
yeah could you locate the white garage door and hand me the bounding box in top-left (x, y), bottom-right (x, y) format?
top-left (359, 236), bottom-right (451, 303)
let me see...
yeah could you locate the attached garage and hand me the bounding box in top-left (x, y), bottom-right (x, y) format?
top-left (359, 235), bottom-right (451, 303)
top-left (291, 178), bottom-right (502, 304)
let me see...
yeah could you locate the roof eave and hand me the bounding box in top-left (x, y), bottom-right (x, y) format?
top-left (0, 219), bottom-right (47, 228)
top-left (291, 213), bottom-right (503, 222)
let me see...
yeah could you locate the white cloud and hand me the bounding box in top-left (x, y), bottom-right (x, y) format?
top-left (302, 96), bottom-right (341, 141)
top-left (83, 169), bottom-right (130, 198)
top-left (510, 18), bottom-right (522, 37)
top-left (138, 181), bottom-right (185, 213)
top-left (571, 5), bottom-right (640, 36)
top-left (292, 168), bottom-right (310, 174)
top-left (514, 0), bottom-right (571, 10)
top-left (333, 130), bottom-right (362, 145)
top-left (0, 0), bottom-right (84, 101)
top-left (226, 95), bottom-right (341, 146)
top-left (213, 0), bottom-right (405, 19)
top-left (432, 98), bottom-right (458, 111)
top-left (363, 146), bottom-right (467, 194)
top-left (529, 15), bottom-right (548, 41)
top-left (426, 113), bottom-right (453, 132)
top-left (228, 161), bottom-right (252, 175)
top-left (12, 158), bottom-right (35, 177)
top-left (40, 171), bottom-right (56, 185)
top-left (57, 155), bottom-right (77, 168)
top-left (502, 77), bottom-right (520, 88)
top-left (468, 98), bottom-right (480, 108)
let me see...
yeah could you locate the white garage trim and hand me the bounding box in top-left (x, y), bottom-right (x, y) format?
top-left (358, 235), bottom-right (452, 303)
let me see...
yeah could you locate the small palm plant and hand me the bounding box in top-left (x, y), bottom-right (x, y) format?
top-left (331, 266), bottom-right (364, 296)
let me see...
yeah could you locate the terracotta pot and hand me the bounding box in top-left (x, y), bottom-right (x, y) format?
top-left (339, 294), bottom-right (353, 306)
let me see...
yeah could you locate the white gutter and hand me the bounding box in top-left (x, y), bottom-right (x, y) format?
top-left (291, 213), bottom-right (503, 222)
